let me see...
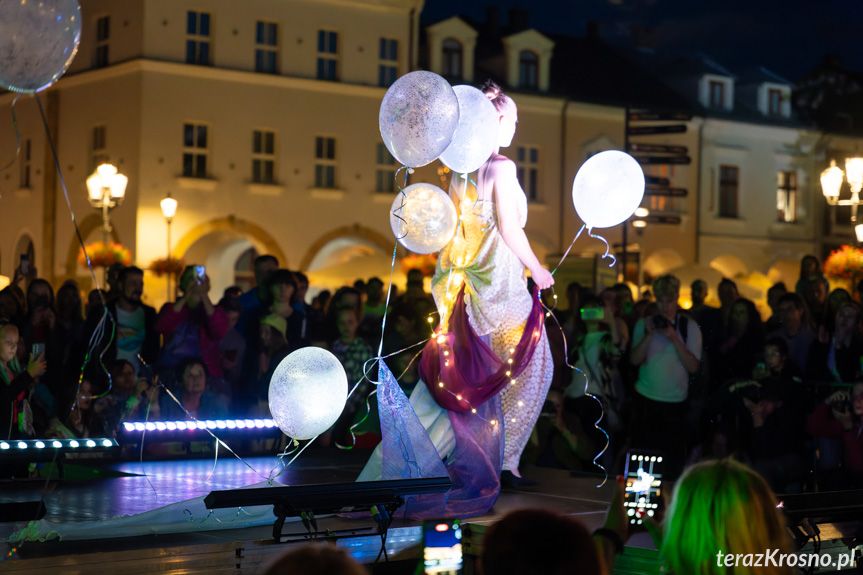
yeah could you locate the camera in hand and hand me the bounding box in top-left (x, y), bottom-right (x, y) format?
top-left (652, 315), bottom-right (671, 330)
top-left (737, 382), bottom-right (761, 402)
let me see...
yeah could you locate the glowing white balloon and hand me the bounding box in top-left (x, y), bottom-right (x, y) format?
top-left (572, 150), bottom-right (645, 229)
top-left (268, 347), bottom-right (348, 440)
top-left (0, 0), bottom-right (82, 93)
top-left (379, 71), bottom-right (459, 168)
top-left (390, 183), bottom-right (458, 254)
top-left (439, 85), bottom-right (499, 174)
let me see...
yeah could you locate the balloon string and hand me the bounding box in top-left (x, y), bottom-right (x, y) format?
top-left (336, 337), bottom-right (429, 450)
top-left (551, 224), bottom-right (587, 275)
top-left (589, 229), bottom-right (616, 268)
top-left (35, 94), bottom-right (117, 433)
top-left (377, 166), bottom-right (410, 359)
top-left (540, 299), bottom-right (610, 487)
top-left (0, 93), bottom-right (23, 181)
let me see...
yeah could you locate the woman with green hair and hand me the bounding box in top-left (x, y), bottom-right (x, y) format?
top-left (660, 459), bottom-right (795, 575)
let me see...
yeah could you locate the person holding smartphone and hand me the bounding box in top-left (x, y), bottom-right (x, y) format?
top-left (155, 265), bottom-right (228, 388)
top-left (806, 382), bottom-right (863, 489)
top-left (1, 321), bottom-right (47, 440)
top-left (630, 275), bottom-right (702, 479)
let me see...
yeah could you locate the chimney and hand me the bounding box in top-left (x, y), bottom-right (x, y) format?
top-left (508, 8), bottom-right (530, 32)
top-left (486, 6), bottom-right (500, 36)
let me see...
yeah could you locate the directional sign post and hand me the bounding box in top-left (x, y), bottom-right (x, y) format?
top-left (636, 155), bottom-right (692, 165)
top-left (635, 215), bottom-right (682, 225)
top-left (644, 187), bottom-right (688, 198)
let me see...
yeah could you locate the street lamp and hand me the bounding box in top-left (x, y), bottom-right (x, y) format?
top-left (619, 207), bottom-right (649, 284)
top-left (87, 163), bottom-right (128, 244)
top-left (821, 158), bottom-right (863, 236)
top-left (160, 194), bottom-right (178, 299)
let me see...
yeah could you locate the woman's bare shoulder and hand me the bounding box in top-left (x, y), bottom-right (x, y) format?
top-left (486, 154), bottom-right (516, 175)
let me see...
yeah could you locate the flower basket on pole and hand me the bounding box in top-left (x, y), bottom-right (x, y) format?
top-left (824, 244), bottom-right (863, 289)
top-left (78, 242), bottom-right (132, 270)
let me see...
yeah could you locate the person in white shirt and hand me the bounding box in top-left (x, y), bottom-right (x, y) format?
top-left (630, 274), bottom-right (702, 477)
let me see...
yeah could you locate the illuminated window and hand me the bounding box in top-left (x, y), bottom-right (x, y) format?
top-left (768, 88), bottom-right (782, 117)
top-left (186, 11), bottom-right (212, 65)
top-left (315, 136), bottom-right (336, 188)
top-left (182, 122), bottom-right (209, 178)
top-left (252, 129), bottom-right (276, 184)
top-left (709, 81), bottom-right (725, 108)
top-left (92, 125), bottom-right (108, 171)
top-left (442, 38), bottom-right (462, 78)
top-left (379, 38), bottom-right (398, 87)
top-left (517, 146), bottom-right (540, 201)
top-left (255, 21), bottom-right (278, 74)
top-left (375, 143), bottom-right (396, 193)
top-left (519, 50), bottom-right (539, 89)
top-left (95, 16), bottom-right (109, 68)
top-left (317, 30), bottom-right (338, 80)
top-left (20, 139), bottom-right (31, 189)
top-left (776, 170), bottom-right (797, 222)
top-left (718, 164), bottom-right (739, 218)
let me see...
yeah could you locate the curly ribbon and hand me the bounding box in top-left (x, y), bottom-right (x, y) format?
top-left (540, 300), bottom-right (610, 487)
top-left (589, 228), bottom-right (617, 268)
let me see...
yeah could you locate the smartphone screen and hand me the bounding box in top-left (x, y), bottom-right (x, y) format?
top-left (32, 343), bottom-right (45, 358)
top-left (623, 451), bottom-right (664, 525)
top-left (195, 265), bottom-right (206, 279)
top-left (423, 519), bottom-right (462, 575)
top-left (581, 307), bottom-right (605, 321)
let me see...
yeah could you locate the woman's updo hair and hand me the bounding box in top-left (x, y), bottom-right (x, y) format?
top-left (481, 79), bottom-right (516, 117)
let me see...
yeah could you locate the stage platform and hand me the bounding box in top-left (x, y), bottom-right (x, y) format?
top-left (0, 449), bottom-right (660, 574)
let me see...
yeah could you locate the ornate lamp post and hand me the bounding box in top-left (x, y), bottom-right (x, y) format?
top-left (160, 194), bottom-right (178, 299)
top-left (822, 157), bottom-right (863, 243)
top-left (86, 163), bottom-right (128, 244)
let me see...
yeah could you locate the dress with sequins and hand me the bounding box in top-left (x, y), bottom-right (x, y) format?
top-left (431, 176), bottom-right (554, 472)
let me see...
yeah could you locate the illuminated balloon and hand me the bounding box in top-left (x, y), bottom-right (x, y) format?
top-left (572, 150), bottom-right (645, 229)
top-left (379, 71), bottom-right (459, 168)
top-left (0, 0), bottom-right (82, 93)
top-left (439, 85), bottom-right (499, 174)
top-left (390, 183), bottom-right (458, 254)
top-left (268, 347), bottom-right (348, 440)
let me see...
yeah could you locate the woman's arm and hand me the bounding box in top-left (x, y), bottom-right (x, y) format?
top-left (493, 160), bottom-right (553, 289)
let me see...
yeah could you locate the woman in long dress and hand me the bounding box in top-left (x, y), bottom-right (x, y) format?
top-left (361, 81), bottom-right (554, 517)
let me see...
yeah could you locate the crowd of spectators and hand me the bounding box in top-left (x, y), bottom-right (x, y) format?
top-left (2, 253), bottom-right (862, 492)
top-left (0, 256), bottom-right (434, 454)
top-left (541, 254), bottom-right (863, 492)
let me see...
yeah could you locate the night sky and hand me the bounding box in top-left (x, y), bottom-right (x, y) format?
top-left (421, 0), bottom-right (863, 82)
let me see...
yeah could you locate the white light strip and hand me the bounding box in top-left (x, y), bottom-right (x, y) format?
top-left (122, 419), bottom-right (278, 433)
top-left (0, 438), bottom-right (118, 450)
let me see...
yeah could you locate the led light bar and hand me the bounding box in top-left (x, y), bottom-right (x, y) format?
top-left (0, 438), bottom-right (117, 451)
top-left (122, 419), bottom-right (278, 433)
top-left (118, 419), bottom-right (282, 443)
top-left (0, 438), bottom-right (120, 462)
